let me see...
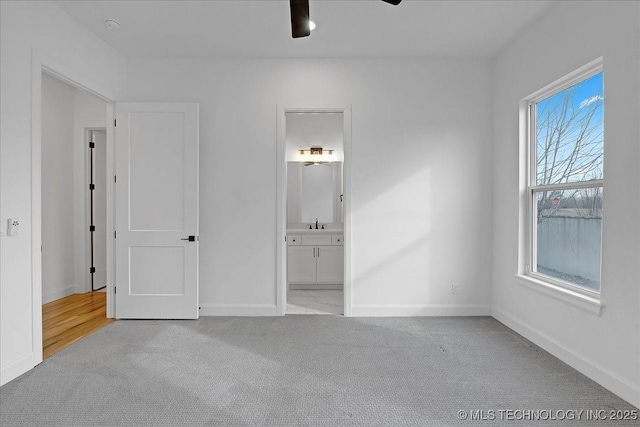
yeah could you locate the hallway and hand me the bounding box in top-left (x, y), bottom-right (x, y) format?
top-left (43, 292), bottom-right (113, 358)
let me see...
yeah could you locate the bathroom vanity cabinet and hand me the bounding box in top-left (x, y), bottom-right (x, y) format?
top-left (287, 233), bottom-right (343, 288)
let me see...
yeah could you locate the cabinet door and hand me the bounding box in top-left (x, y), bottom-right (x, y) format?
top-left (287, 246), bottom-right (316, 284)
top-left (316, 246), bottom-right (344, 284)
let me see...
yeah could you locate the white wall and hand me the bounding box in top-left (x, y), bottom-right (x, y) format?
top-left (0, 0), bottom-right (126, 385)
top-left (286, 162), bottom-right (300, 223)
top-left (126, 58), bottom-right (494, 316)
top-left (41, 73), bottom-right (77, 303)
top-left (492, 1), bottom-right (640, 407)
top-left (285, 112), bottom-right (344, 161)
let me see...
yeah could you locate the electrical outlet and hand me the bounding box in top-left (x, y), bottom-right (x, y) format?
top-left (452, 283), bottom-right (459, 295)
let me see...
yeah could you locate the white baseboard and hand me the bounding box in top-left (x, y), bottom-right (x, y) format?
top-left (42, 285), bottom-right (76, 304)
top-left (0, 352), bottom-right (35, 387)
top-left (493, 307), bottom-right (640, 409)
top-left (351, 304), bottom-right (491, 317)
top-left (199, 304), bottom-right (279, 316)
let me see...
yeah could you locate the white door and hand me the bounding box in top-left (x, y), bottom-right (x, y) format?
top-left (115, 103), bottom-right (199, 319)
top-left (316, 246), bottom-right (343, 284)
top-left (92, 130), bottom-right (107, 288)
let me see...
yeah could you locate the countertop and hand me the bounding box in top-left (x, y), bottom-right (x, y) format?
top-left (286, 228), bottom-right (343, 235)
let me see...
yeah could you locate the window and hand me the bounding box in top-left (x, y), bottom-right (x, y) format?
top-left (526, 65), bottom-right (604, 295)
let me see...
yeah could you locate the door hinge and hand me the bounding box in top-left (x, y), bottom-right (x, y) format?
top-left (114, 231), bottom-right (117, 238)
top-left (114, 175), bottom-right (117, 183)
top-left (89, 183), bottom-right (95, 190)
top-left (114, 119), bottom-right (117, 127)
top-left (90, 267), bottom-right (96, 274)
top-left (285, 236), bottom-right (287, 242)
top-left (114, 286), bottom-right (116, 294)
top-left (89, 141), bottom-right (95, 149)
top-left (89, 225), bottom-right (95, 232)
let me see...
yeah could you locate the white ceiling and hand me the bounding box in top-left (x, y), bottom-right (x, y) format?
top-left (55, 0), bottom-right (557, 59)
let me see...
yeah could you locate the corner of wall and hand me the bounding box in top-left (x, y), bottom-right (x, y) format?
top-left (0, 353), bottom-right (36, 387)
top-left (42, 285), bottom-right (77, 305)
top-left (493, 307), bottom-right (640, 408)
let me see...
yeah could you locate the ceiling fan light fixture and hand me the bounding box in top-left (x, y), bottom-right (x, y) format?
top-left (290, 0), bottom-right (400, 39)
top-left (290, 0), bottom-right (311, 38)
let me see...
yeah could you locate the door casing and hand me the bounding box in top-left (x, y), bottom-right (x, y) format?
top-left (276, 106), bottom-right (353, 316)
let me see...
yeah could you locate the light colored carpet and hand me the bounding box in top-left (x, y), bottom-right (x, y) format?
top-left (0, 316), bottom-right (636, 426)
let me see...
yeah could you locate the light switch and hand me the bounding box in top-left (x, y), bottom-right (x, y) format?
top-left (7, 218), bottom-right (19, 236)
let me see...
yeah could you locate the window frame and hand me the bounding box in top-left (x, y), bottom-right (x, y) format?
top-left (522, 59), bottom-right (604, 302)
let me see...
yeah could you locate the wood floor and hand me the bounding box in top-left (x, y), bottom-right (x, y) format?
top-left (42, 292), bottom-right (114, 359)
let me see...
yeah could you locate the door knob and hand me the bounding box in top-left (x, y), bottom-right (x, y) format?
top-left (180, 235), bottom-right (197, 242)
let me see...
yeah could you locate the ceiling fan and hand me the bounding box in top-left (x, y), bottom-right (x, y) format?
top-left (290, 0), bottom-right (402, 38)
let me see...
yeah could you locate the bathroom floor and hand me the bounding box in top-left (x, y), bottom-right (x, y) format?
top-left (286, 290), bottom-right (343, 315)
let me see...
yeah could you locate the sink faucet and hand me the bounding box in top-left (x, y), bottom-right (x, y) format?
top-left (315, 218), bottom-right (319, 229)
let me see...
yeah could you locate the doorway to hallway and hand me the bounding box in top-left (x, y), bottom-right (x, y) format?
top-left (42, 292), bottom-right (113, 358)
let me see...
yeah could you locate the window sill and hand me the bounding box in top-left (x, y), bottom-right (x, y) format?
top-left (514, 274), bottom-right (602, 316)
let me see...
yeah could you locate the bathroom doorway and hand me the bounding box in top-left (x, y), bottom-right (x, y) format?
top-left (286, 160), bottom-right (344, 314)
top-left (276, 108), bottom-right (352, 316)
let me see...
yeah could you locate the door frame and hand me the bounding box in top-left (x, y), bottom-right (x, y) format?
top-left (31, 50), bottom-right (116, 364)
top-left (275, 106), bottom-right (353, 316)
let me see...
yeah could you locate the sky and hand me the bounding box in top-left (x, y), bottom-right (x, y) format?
top-left (535, 72), bottom-right (604, 185)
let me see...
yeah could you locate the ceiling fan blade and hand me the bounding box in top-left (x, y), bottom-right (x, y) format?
top-left (381, 0), bottom-right (402, 5)
top-left (290, 0), bottom-right (311, 38)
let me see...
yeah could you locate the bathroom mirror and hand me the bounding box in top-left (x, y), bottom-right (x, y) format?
top-left (287, 162), bottom-right (343, 224)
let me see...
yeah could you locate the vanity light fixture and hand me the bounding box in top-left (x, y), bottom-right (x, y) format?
top-left (298, 146), bottom-right (335, 164)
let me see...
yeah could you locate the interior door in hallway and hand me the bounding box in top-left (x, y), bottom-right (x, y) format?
top-left (115, 103), bottom-right (199, 319)
top-left (91, 129), bottom-right (107, 290)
